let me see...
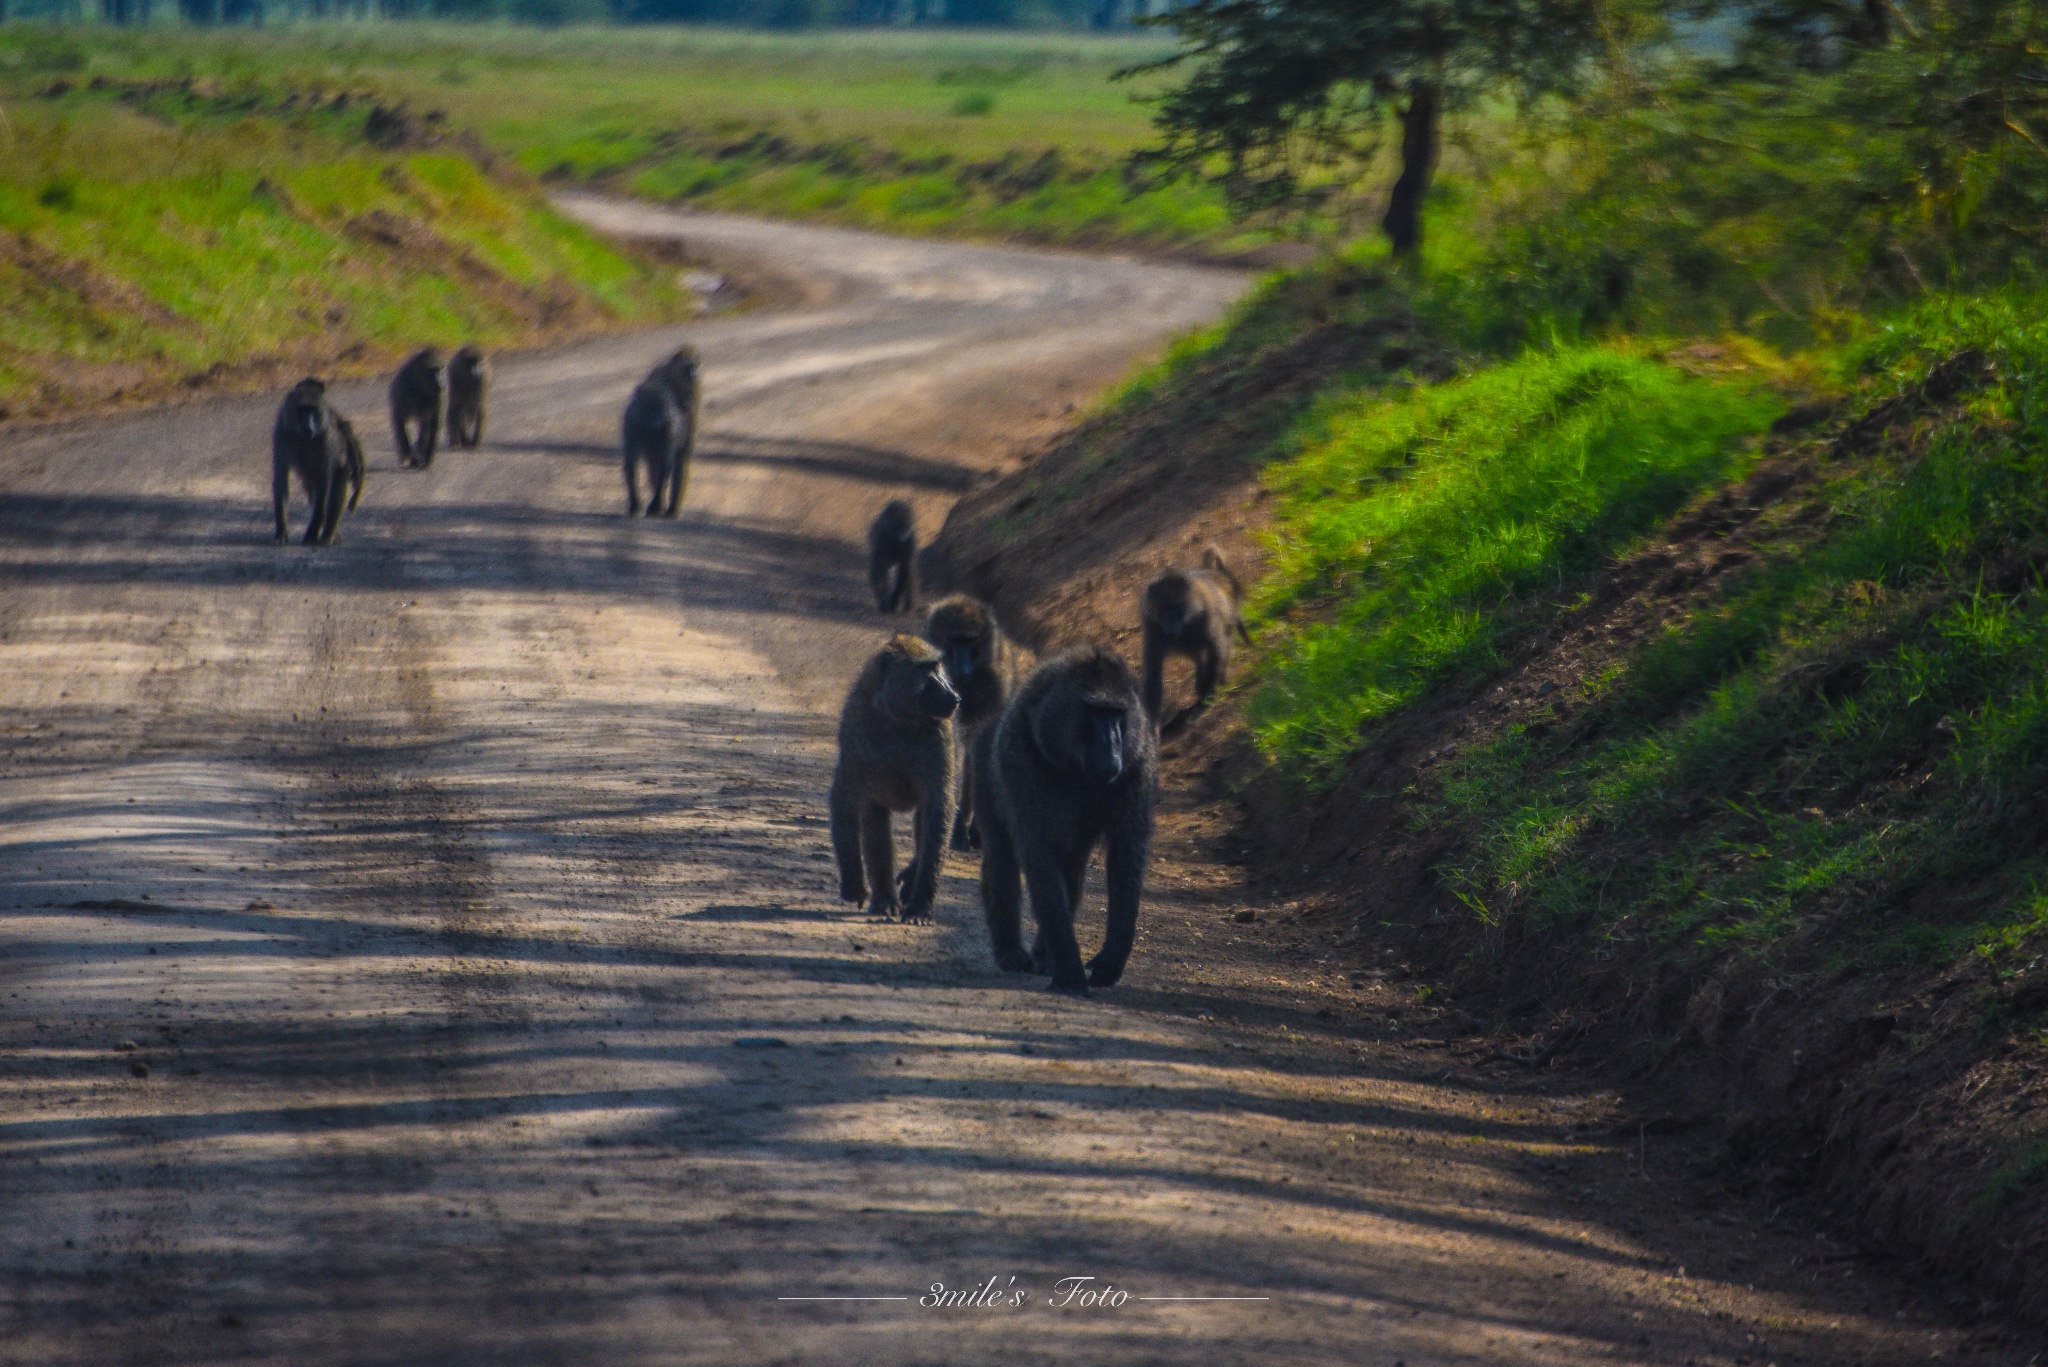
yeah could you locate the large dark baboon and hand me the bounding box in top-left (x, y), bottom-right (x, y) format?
top-left (443, 344), bottom-right (489, 449)
top-left (923, 594), bottom-right (1026, 852)
top-left (829, 634), bottom-right (960, 924)
top-left (389, 347), bottom-right (444, 469)
top-left (868, 499), bottom-right (916, 613)
top-left (271, 378), bottom-right (363, 547)
top-left (978, 646), bottom-right (1157, 994)
top-left (621, 346), bottom-right (700, 517)
top-left (1140, 545), bottom-right (1252, 725)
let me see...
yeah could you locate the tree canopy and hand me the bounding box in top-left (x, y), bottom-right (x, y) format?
top-left (1134, 0), bottom-right (1645, 255)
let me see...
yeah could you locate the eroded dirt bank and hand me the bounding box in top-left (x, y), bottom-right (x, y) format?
top-left (1, 204), bottom-right (2031, 1364)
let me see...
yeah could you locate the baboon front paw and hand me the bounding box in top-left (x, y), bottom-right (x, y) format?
top-left (839, 879), bottom-right (866, 904)
top-left (993, 947), bottom-right (1035, 973)
top-left (896, 906), bottom-right (933, 926)
top-left (1085, 958), bottom-right (1123, 988)
top-left (1047, 975), bottom-right (1090, 998)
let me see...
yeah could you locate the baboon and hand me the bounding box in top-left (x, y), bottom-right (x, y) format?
top-left (829, 634), bottom-right (960, 923)
top-left (977, 646), bottom-right (1157, 994)
top-left (333, 411), bottom-right (366, 516)
top-left (923, 594), bottom-right (1025, 852)
top-left (868, 499), bottom-right (917, 613)
top-left (621, 346), bottom-right (700, 517)
top-left (1140, 545), bottom-right (1252, 725)
top-left (443, 344), bottom-right (489, 449)
top-left (389, 347), bottom-right (444, 469)
top-left (271, 378), bottom-right (364, 547)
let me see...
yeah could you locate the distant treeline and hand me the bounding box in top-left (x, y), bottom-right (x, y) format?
top-left (5, 0), bottom-right (1166, 26)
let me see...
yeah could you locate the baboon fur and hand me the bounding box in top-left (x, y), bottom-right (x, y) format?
top-left (389, 347), bottom-right (444, 469)
top-left (622, 346), bottom-right (700, 517)
top-left (271, 378), bottom-right (365, 547)
top-left (867, 499), bottom-right (917, 613)
top-left (444, 344), bottom-right (489, 449)
top-left (922, 594), bottom-right (1027, 853)
top-left (829, 634), bottom-right (961, 923)
top-left (977, 646), bottom-right (1157, 994)
top-left (1140, 545), bottom-right (1252, 724)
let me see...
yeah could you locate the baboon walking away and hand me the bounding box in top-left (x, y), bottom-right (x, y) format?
top-left (923, 594), bottom-right (1024, 852)
top-left (389, 347), bottom-right (444, 469)
top-left (271, 378), bottom-right (365, 547)
top-left (1140, 545), bottom-right (1252, 727)
top-left (622, 346), bottom-right (701, 517)
top-left (867, 499), bottom-right (917, 613)
top-left (830, 634), bottom-right (959, 924)
top-left (444, 344), bottom-right (489, 449)
top-left (978, 646), bottom-right (1157, 994)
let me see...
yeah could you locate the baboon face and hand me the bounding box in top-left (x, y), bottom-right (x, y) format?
top-left (1076, 698), bottom-right (1129, 785)
top-left (879, 636), bottom-right (960, 723)
top-left (416, 346), bottom-right (445, 372)
top-left (927, 600), bottom-right (990, 687)
top-left (1028, 649), bottom-right (1142, 787)
top-left (285, 381), bottom-right (328, 442)
top-left (1144, 574), bottom-right (1197, 639)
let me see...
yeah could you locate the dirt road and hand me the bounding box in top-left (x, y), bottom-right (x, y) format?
top-left (0, 204), bottom-right (2023, 1366)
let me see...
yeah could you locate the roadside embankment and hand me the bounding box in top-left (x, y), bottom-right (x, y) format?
top-left (930, 262), bottom-right (2048, 1336)
top-left (0, 38), bottom-right (694, 422)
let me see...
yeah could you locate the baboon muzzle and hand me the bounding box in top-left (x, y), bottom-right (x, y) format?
top-left (945, 644), bottom-right (976, 686)
top-left (1085, 709), bottom-right (1126, 784)
top-left (921, 675), bottom-right (960, 719)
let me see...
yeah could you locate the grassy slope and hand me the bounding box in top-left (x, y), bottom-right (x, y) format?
top-left (9, 23), bottom-right (1269, 257)
top-left (930, 260), bottom-right (2048, 1322)
top-left (0, 26), bottom-right (686, 418)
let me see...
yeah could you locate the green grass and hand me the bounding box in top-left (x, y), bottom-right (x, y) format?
top-left (1399, 291), bottom-right (2048, 966)
top-left (2, 22), bottom-right (1272, 256)
top-left (0, 26), bottom-right (686, 414)
top-left (1247, 347), bottom-right (1785, 779)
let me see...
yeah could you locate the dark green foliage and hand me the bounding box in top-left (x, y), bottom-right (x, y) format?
top-left (1130, 0), bottom-right (1643, 254)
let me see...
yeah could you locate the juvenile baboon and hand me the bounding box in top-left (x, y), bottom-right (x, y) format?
top-left (977, 646), bottom-right (1157, 994)
top-left (271, 378), bottom-right (362, 547)
top-left (443, 344), bottom-right (489, 449)
top-left (923, 594), bottom-right (1025, 852)
top-left (621, 346), bottom-right (700, 517)
top-left (1140, 545), bottom-right (1252, 725)
top-left (868, 499), bottom-right (917, 613)
top-left (333, 411), bottom-right (366, 517)
top-left (829, 634), bottom-right (960, 923)
top-left (389, 347), bottom-right (444, 468)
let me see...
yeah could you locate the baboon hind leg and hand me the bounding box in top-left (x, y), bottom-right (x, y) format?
top-left (978, 810), bottom-right (1032, 973)
top-left (414, 410), bottom-right (437, 468)
top-left (302, 478), bottom-right (329, 546)
top-left (317, 469), bottom-right (348, 544)
top-left (1023, 859), bottom-right (1087, 993)
top-left (950, 747), bottom-right (978, 852)
top-left (1194, 643), bottom-right (1222, 708)
top-left (828, 779), bottom-right (867, 907)
top-left (272, 460), bottom-right (291, 544)
top-left (663, 453), bottom-right (687, 518)
top-left (623, 447), bottom-right (644, 516)
top-left (859, 802), bottom-right (898, 919)
top-left (1088, 828), bottom-right (1146, 988)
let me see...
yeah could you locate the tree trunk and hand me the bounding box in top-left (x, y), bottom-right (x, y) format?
top-left (1381, 81), bottom-right (1441, 259)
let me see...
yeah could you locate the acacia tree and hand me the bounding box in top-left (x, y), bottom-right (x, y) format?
top-left (1134, 0), bottom-right (1642, 256)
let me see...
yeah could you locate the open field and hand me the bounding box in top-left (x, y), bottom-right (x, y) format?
top-left (0, 25), bottom-right (695, 418)
top-left (2, 23), bottom-right (1266, 255)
